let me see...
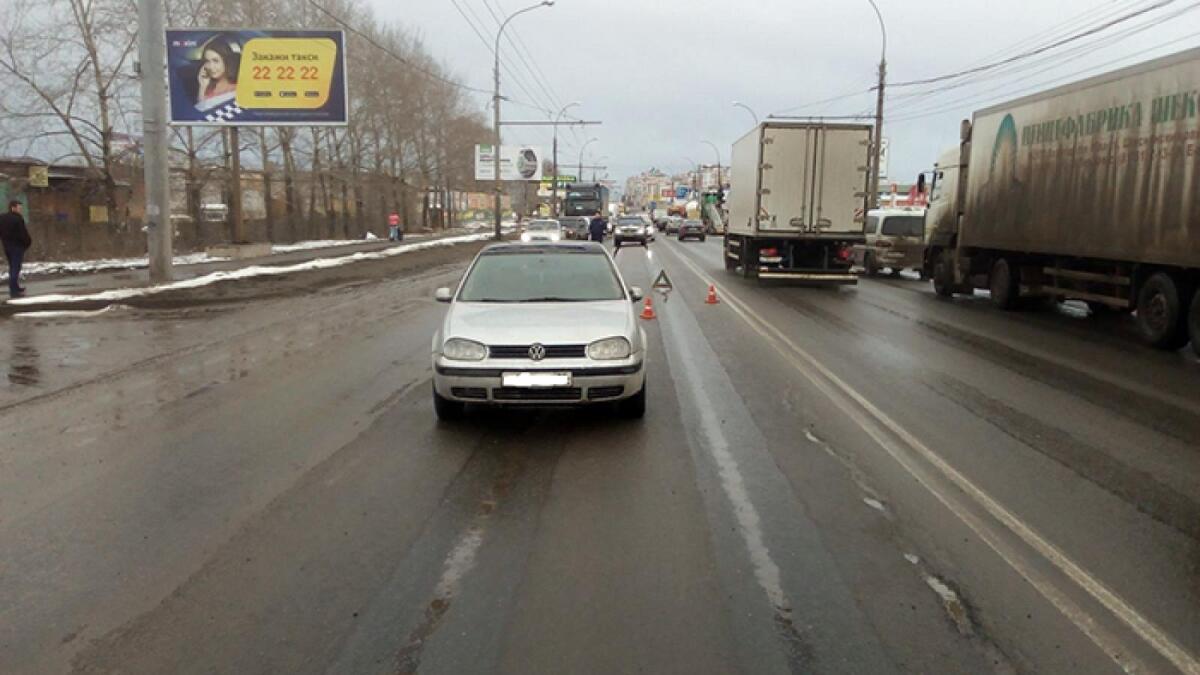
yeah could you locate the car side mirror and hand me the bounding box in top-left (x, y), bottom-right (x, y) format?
top-left (629, 286), bottom-right (644, 302)
top-left (435, 287), bottom-right (453, 303)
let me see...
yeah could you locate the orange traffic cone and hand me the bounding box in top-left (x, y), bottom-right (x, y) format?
top-left (639, 296), bottom-right (657, 320)
top-left (705, 284), bottom-right (719, 304)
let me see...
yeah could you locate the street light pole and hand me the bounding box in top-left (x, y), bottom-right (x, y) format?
top-left (578, 137), bottom-right (598, 188)
top-left (701, 140), bottom-right (722, 191)
top-left (866, 0), bottom-right (887, 211)
top-left (552, 101), bottom-right (580, 217)
top-left (137, 0), bottom-right (172, 282)
top-left (731, 100), bottom-right (759, 126)
top-left (493, 1), bottom-right (554, 241)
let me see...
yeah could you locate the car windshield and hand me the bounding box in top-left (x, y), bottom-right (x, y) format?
top-left (525, 221), bottom-right (559, 231)
top-left (880, 216), bottom-right (924, 237)
top-left (684, 220), bottom-right (702, 227)
top-left (458, 249), bottom-right (624, 302)
top-left (618, 217), bottom-right (643, 226)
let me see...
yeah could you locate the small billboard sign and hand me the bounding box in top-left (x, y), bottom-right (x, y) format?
top-left (475, 145), bottom-right (545, 181)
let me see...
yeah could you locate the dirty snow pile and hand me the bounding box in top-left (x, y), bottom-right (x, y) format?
top-left (1, 252), bottom-right (225, 281)
top-left (8, 233), bottom-right (492, 306)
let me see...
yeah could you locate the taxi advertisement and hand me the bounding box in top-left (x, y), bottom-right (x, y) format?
top-left (166, 29), bottom-right (348, 126)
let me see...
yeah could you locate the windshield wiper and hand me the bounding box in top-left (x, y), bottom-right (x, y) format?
top-left (517, 296), bottom-right (588, 302)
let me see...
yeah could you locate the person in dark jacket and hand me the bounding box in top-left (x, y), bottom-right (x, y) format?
top-left (0, 200), bottom-right (31, 298)
top-left (588, 212), bottom-right (607, 243)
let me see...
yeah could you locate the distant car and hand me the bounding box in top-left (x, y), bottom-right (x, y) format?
top-left (521, 219), bottom-right (562, 243)
top-left (557, 216), bottom-right (590, 240)
top-left (614, 216), bottom-right (651, 248)
top-left (678, 219), bottom-right (706, 242)
top-left (431, 242), bottom-right (647, 419)
top-left (665, 217), bottom-right (682, 235)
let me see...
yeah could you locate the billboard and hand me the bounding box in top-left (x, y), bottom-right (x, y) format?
top-left (475, 145), bottom-right (544, 181)
top-left (166, 29), bottom-right (348, 126)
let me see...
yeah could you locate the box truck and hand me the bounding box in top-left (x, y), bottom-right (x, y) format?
top-left (924, 47), bottom-right (1200, 354)
top-left (725, 122), bottom-right (871, 282)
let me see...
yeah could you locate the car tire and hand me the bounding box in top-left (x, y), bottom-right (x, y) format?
top-left (618, 383), bottom-right (646, 419)
top-left (1136, 272), bottom-right (1190, 350)
top-left (864, 253), bottom-right (879, 277)
top-left (932, 249), bottom-right (954, 297)
top-left (989, 258), bottom-right (1021, 310)
top-left (433, 385), bottom-right (465, 421)
top-left (699, 236), bottom-right (706, 242)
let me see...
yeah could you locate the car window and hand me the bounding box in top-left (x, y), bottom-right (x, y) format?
top-left (526, 221), bottom-right (559, 231)
top-left (618, 217), bottom-right (643, 225)
top-left (458, 250), bottom-right (624, 302)
top-left (684, 220), bottom-right (702, 227)
top-left (865, 215), bottom-right (879, 234)
top-left (880, 216), bottom-right (924, 237)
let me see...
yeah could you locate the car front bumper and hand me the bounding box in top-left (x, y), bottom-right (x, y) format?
top-left (433, 357), bottom-right (646, 405)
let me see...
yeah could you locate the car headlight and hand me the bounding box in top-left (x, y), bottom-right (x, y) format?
top-left (550, 232), bottom-right (560, 241)
top-left (587, 336), bottom-right (632, 360)
top-left (520, 232), bottom-right (532, 242)
top-left (443, 338), bottom-right (488, 361)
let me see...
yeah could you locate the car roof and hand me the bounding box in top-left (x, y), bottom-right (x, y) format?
top-left (868, 208), bottom-right (926, 217)
top-left (482, 241), bottom-right (606, 254)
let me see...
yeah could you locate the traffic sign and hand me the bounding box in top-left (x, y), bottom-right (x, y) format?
top-left (652, 269), bottom-right (673, 292)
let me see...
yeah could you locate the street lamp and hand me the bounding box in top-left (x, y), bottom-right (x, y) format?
top-left (577, 137), bottom-right (598, 184)
top-left (732, 100), bottom-right (759, 126)
top-left (701, 140), bottom-right (722, 191)
top-left (865, 0), bottom-right (886, 210)
top-left (552, 101), bottom-right (580, 216)
top-left (682, 156), bottom-right (699, 196)
top-left (493, 0), bottom-right (554, 240)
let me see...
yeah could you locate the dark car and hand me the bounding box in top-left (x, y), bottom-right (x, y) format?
top-left (678, 219), bottom-right (706, 242)
top-left (558, 216), bottom-right (591, 240)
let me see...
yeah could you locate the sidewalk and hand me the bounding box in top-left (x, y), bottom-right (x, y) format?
top-left (2, 229), bottom-right (500, 316)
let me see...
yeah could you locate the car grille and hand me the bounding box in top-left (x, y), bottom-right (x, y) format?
top-left (492, 387), bottom-right (582, 401)
top-left (488, 344), bottom-right (586, 359)
top-left (450, 387), bottom-right (487, 400)
top-left (587, 385), bottom-right (625, 400)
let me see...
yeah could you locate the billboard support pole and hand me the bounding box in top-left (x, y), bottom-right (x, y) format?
top-left (229, 126), bottom-right (245, 242)
top-left (137, 0), bottom-right (173, 282)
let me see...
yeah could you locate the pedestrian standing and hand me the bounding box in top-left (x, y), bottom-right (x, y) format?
top-left (0, 200), bottom-right (31, 298)
top-left (588, 211), bottom-right (606, 243)
top-left (387, 211), bottom-right (403, 241)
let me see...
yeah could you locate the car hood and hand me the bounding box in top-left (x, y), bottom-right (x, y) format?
top-left (445, 300), bottom-right (634, 345)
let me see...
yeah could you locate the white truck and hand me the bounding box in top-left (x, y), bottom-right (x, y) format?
top-left (924, 46), bottom-right (1200, 354)
top-left (724, 122), bottom-right (871, 282)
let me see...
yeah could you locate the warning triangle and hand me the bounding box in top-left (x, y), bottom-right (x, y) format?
top-left (651, 269), bottom-right (674, 291)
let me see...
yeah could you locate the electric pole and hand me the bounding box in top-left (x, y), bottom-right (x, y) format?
top-left (866, 0), bottom-right (887, 210)
top-left (138, 0), bottom-right (173, 282)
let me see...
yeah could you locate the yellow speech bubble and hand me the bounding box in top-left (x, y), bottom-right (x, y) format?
top-left (236, 37), bottom-right (338, 110)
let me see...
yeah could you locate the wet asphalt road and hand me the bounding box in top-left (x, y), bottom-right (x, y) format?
top-left (1, 236), bottom-right (1198, 674)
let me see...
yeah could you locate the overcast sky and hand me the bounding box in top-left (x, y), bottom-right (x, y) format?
top-left (376, 0), bottom-right (1200, 185)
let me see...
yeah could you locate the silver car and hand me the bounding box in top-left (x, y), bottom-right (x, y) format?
top-left (520, 219), bottom-right (562, 243)
top-left (432, 242), bottom-right (648, 420)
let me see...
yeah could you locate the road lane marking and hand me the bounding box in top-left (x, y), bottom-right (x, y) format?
top-left (660, 241), bottom-right (1199, 675)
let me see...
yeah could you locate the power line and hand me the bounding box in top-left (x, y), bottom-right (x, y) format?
top-left (480, 0), bottom-right (563, 112)
top-left (887, 30), bottom-right (1200, 124)
top-left (889, 0), bottom-right (1183, 88)
top-left (447, 0), bottom-right (554, 115)
top-left (306, 0), bottom-right (492, 96)
top-left (771, 87), bottom-right (876, 116)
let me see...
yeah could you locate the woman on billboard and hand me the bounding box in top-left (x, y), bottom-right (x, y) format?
top-left (195, 37), bottom-right (240, 111)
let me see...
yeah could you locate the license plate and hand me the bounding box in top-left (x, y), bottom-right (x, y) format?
top-left (502, 372), bottom-right (572, 388)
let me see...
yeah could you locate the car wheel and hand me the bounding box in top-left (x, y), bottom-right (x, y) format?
top-left (1136, 272), bottom-right (1190, 350)
top-left (932, 249), bottom-right (954, 297)
top-left (699, 236), bottom-right (706, 242)
top-left (989, 258), bottom-right (1021, 310)
top-left (618, 384), bottom-right (646, 419)
top-left (433, 384), bottom-right (465, 421)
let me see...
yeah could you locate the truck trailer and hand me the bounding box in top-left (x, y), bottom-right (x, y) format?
top-left (925, 47), bottom-right (1200, 354)
top-left (725, 122), bottom-right (870, 282)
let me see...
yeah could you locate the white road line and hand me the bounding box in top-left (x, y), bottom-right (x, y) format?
top-left (660, 241), bottom-right (1200, 675)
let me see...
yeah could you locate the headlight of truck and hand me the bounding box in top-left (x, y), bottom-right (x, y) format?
top-left (443, 338), bottom-right (488, 361)
top-left (587, 336), bottom-right (632, 360)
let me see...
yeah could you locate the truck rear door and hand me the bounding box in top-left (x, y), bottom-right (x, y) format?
top-left (758, 125), bottom-right (870, 234)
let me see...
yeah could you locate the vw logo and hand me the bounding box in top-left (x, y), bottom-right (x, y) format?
top-left (528, 343), bottom-right (547, 361)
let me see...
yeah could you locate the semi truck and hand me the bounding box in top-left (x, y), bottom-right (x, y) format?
top-left (725, 122), bottom-right (871, 282)
top-left (924, 47), bottom-right (1200, 354)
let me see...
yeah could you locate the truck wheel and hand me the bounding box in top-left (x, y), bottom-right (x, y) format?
top-left (1136, 272), bottom-right (1190, 350)
top-left (724, 240), bottom-right (737, 271)
top-left (989, 258), bottom-right (1021, 310)
top-left (932, 250), bottom-right (954, 297)
top-left (1189, 290), bottom-right (1200, 357)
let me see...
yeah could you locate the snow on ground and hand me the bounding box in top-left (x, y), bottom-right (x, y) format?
top-left (2, 252), bottom-right (226, 280)
top-left (14, 305), bottom-right (130, 319)
top-left (8, 233), bottom-right (492, 306)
